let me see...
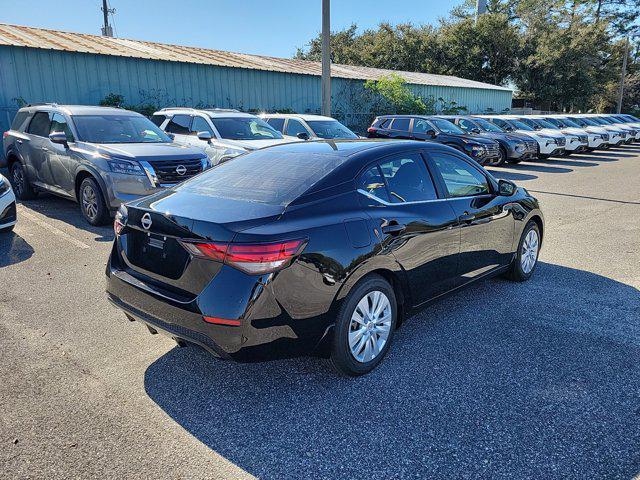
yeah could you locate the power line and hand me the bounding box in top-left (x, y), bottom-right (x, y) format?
top-left (101, 0), bottom-right (116, 37)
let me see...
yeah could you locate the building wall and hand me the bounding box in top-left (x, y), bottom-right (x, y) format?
top-left (0, 45), bottom-right (512, 135)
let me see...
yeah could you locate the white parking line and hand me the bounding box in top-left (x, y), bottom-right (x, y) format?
top-left (18, 208), bottom-right (91, 250)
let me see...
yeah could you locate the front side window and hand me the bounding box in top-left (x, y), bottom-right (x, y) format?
top-left (458, 119), bottom-right (477, 132)
top-left (376, 154), bottom-right (437, 203)
top-left (430, 118), bottom-right (464, 134)
top-left (473, 118), bottom-right (504, 133)
top-left (307, 120), bottom-right (357, 139)
top-left (73, 115), bottom-right (171, 144)
top-left (211, 117), bottom-right (283, 140)
top-left (284, 119), bottom-right (308, 137)
top-left (266, 118), bottom-right (285, 133)
top-left (390, 118), bottom-right (410, 131)
top-left (150, 114), bottom-right (166, 127)
top-left (492, 118), bottom-right (510, 129)
top-left (27, 112), bottom-right (51, 137)
top-left (49, 113), bottom-right (74, 142)
top-left (432, 153), bottom-right (490, 198)
top-left (412, 119), bottom-right (433, 134)
top-left (165, 115), bottom-right (192, 134)
top-left (191, 116), bottom-right (213, 135)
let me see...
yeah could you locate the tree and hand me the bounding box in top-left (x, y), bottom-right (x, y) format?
top-left (363, 74), bottom-right (433, 115)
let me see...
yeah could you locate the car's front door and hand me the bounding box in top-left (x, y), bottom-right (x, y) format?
top-left (427, 151), bottom-right (515, 285)
top-left (48, 113), bottom-right (76, 195)
top-left (358, 151), bottom-right (460, 306)
top-left (24, 111), bottom-right (54, 186)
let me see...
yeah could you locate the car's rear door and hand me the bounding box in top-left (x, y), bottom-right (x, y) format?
top-left (357, 150), bottom-right (460, 306)
top-left (426, 150), bottom-right (515, 285)
top-left (384, 118), bottom-right (412, 139)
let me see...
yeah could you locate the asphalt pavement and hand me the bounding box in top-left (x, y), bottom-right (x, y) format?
top-left (1, 145), bottom-right (639, 479)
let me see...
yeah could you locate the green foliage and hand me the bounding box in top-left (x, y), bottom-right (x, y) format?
top-left (364, 74), bottom-right (433, 115)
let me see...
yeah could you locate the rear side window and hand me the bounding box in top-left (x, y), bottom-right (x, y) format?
top-left (150, 114), bottom-right (166, 127)
top-left (11, 111), bottom-right (30, 131)
top-left (179, 150), bottom-right (345, 206)
top-left (378, 154), bottom-right (437, 203)
top-left (50, 113), bottom-right (74, 142)
top-left (390, 118), bottom-right (410, 131)
top-left (285, 119), bottom-right (308, 137)
top-left (431, 153), bottom-right (490, 197)
top-left (27, 112), bottom-right (51, 137)
top-left (165, 114), bottom-right (192, 134)
top-left (266, 118), bottom-right (285, 133)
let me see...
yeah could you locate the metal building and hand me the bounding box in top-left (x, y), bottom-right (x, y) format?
top-left (0, 23), bottom-right (513, 135)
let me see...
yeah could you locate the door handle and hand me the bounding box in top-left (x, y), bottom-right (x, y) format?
top-left (459, 212), bottom-right (475, 223)
top-left (381, 221), bottom-right (406, 235)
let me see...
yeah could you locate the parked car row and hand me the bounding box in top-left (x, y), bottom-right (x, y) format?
top-left (1, 104), bottom-right (637, 229)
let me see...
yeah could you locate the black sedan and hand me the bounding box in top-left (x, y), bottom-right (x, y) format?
top-left (367, 115), bottom-right (502, 166)
top-left (106, 140), bottom-right (544, 376)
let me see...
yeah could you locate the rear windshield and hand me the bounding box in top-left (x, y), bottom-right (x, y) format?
top-left (73, 115), bottom-right (171, 143)
top-left (178, 149), bottom-right (344, 206)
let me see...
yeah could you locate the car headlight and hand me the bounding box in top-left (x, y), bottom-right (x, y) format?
top-left (107, 159), bottom-right (145, 176)
top-left (0, 176), bottom-right (10, 196)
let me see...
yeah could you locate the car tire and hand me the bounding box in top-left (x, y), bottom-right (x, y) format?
top-left (79, 177), bottom-right (110, 226)
top-left (538, 153), bottom-right (551, 160)
top-left (330, 274), bottom-right (398, 376)
top-left (505, 220), bottom-right (541, 282)
top-left (9, 162), bottom-right (37, 200)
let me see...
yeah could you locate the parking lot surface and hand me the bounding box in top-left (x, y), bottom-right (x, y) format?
top-left (1, 146), bottom-right (639, 479)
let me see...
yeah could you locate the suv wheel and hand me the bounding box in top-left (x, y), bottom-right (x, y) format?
top-left (10, 162), bottom-right (37, 200)
top-left (330, 275), bottom-right (398, 376)
top-left (79, 177), bottom-right (110, 226)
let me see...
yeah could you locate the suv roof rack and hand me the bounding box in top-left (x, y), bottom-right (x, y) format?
top-left (158, 107), bottom-right (241, 113)
top-left (26, 102), bottom-right (59, 107)
top-left (203, 108), bottom-right (240, 113)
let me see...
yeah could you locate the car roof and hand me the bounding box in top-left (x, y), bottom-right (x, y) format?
top-left (19, 104), bottom-right (139, 116)
top-left (154, 107), bottom-right (255, 119)
top-left (262, 113), bottom-right (337, 122)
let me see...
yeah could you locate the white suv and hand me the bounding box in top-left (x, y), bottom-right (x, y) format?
top-left (152, 108), bottom-right (295, 165)
top-left (260, 114), bottom-right (359, 140)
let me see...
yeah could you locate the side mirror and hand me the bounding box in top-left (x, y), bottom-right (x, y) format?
top-left (498, 179), bottom-right (517, 196)
top-left (471, 128), bottom-right (481, 134)
top-left (296, 132), bottom-right (310, 140)
top-left (426, 129), bottom-right (437, 137)
top-left (49, 132), bottom-right (68, 146)
top-left (197, 131), bottom-right (212, 141)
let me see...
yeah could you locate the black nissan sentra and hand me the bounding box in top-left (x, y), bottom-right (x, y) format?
top-left (106, 140), bottom-right (544, 375)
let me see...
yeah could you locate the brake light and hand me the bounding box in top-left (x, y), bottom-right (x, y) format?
top-left (2, 131), bottom-right (8, 138)
top-left (367, 127), bottom-right (375, 133)
top-left (203, 316), bottom-right (241, 326)
top-left (180, 239), bottom-right (306, 274)
top-left (114, 218), bottom-right (125, 236)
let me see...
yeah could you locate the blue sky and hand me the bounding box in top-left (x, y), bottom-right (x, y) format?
top-left (0, 0), bottom-right (461, 58)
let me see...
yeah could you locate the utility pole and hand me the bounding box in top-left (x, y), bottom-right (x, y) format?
top-left (321, 0), bottom-right (331, 116)
top-left (101, 0), bottom-right (114, 37)
top-left (616, 37), bottom-right (629, 114)
top-left (475, 0), bottom-right (487, 21)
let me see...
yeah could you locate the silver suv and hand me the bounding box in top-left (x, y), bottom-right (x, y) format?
top-left (151, 108), bottom-right (295, 165)
top-left (2, 104), bottom-right (208, 225)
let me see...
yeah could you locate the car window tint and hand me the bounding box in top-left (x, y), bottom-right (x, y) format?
top-left (358, 164), bottom-right (390, 202)
top-left (49, 113), bottom-right (74, 142)
top-left (378, 119), bottom-right (391, 128)
top-left (285, 119), bottom-right (308, 137)
top-left (165, 114), bottom-right (192, 134)
top-left (492, 119), bottom-right (509, 129)
top-left (390, 118), bottom-right (410, 131)
top-left (432, 153), bottom-right (490, 197)
top-left (412, 119), bottom-right (432, 134)
top-left (458, 119), bottom-right (475, 131)
top-left (11, 111), bottom-right (30, 131)
top-left (191, 116), bottom-right (213, 134)
top-left (379, 154), bottom-right (437, 203)
top-left (27, 112), bottom-right (51, 137)
top-left (150, 114), bottom-right (166, 127)
top-left (266, 118), bottom-right (285, 133)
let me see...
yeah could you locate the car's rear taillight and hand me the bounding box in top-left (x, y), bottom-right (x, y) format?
top-left (179, 239), bottom-right (306, 274)
top-left (367, 127), bottom-right (375, 133)
top-left (114, 205), bottom-right (127, 236)
top-left (2, 131), bottom-right (8, 139)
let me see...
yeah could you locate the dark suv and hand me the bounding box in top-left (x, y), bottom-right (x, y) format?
top-left (440, 115), bottom-right (538, 165)
top-left (2, 104), bottom-right (208, 225)
top-left (367, 115), bottom-right (501, 166)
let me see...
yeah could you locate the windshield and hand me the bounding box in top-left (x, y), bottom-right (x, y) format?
top-left (178, 149), bottom-right (343, 206)
top-left (571, 117), bottom-right (597, 126)
top-left (473, 118), bottom-right (504, 133)
top-left (73, 115), bottom-right (171, 144)
top-left (537, 118), bottom-right (561, 129)
top-left (509, 119), bottom-right (535, 131)
top-left (558, 117), bottom-right (581, 128)
top-left (593, 117), bottom-right (612, 125)
top-left (209, 117), bottom-right (283, 140)
top-left (307, 120), bottom-right (358, 139)
top-left (431, 118), bottom-right (464, 134)
top-left (519, 118), bottom-right (543, 130)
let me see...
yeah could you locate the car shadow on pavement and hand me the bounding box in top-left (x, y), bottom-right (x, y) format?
top-left (18, 194), bottom-right (114, 242)
top-left (144, 262), bottom-right (640, 480)
top-left (510, 163), bottom-right (574, 174)
top-left (486, 169), bottom-right (538, 181)
top-left (0, 231), bottom-right (34, 267)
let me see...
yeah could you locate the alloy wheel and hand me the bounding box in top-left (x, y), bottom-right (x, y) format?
top-left (82, 184), bottom-right (98, 221)
top-left (12, 165), bottom-right (24, 197)
top-left (521, 229), bottom-right (539, 274)
top-left (348, 291), bottom-right (392, 363)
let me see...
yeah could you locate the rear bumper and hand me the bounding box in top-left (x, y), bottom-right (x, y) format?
top-left (0, 189), bottom-right (16, 229)
top-left (105, 253), bottom-right (333, 362)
